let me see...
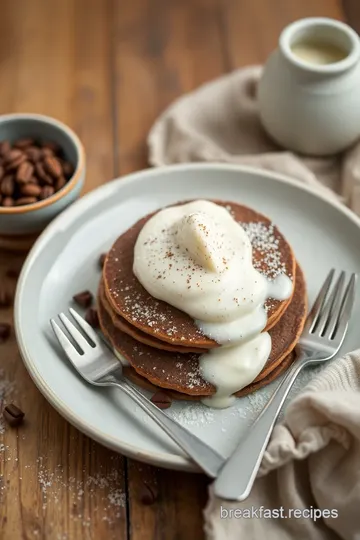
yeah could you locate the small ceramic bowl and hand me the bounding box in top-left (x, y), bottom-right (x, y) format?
top-left (0, 113), bottom-right (86, 241)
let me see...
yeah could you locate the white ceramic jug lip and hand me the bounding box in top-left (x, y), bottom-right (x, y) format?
top-left (280, 17), bottom-right (360, 74)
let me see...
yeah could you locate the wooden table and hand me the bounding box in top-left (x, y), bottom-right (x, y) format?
top-left (0, 1), bottom-right (357, 538)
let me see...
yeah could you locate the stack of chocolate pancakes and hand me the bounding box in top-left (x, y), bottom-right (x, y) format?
top-left (98, 200), bottom-right (307, 402)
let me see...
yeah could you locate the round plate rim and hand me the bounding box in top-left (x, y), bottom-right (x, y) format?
top-left (14, 162), bottom-right (360, 471)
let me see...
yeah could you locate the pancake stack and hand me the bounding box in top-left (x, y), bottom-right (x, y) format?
top-left (98, 201), bottom-right (307, 403)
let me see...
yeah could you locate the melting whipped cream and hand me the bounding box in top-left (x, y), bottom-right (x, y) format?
top-left (133, 200), bottom-right (292, 408)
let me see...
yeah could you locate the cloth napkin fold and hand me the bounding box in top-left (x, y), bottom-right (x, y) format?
top-left (148, 67), bottom-right (360, 539)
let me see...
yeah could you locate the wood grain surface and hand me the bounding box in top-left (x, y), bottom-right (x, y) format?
top-left (0, 0), bottom-right (350, 539)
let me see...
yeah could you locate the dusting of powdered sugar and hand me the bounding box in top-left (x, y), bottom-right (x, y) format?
top-left (1, 445), bottom-right (126, 527)
top-left (36, 455), bottom-right (125, 517)
top-left (241, 222), bottom-right (288, 280)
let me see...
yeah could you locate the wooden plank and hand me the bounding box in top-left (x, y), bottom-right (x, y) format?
top-left (127, 462), bottom-right (209, 540)
top-left (113, 0), bottom-right (227, 175)
top-left (0, 1), bottom-right (127, 539)
top-left (343, 0), bottom-right (360, 33)
top-left (221, 0), bottom-right (345, 68)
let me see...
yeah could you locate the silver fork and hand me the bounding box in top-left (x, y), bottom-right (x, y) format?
top-left (50, 308), bottom-right (224, 477)
top-left (214, 269), bottom-right (357, 501)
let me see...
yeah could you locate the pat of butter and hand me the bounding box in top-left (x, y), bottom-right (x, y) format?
top-left (176, 212), bottom-right (223, 273)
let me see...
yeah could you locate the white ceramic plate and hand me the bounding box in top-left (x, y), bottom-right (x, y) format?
top-left (15, 164), bottom-right (360, 472)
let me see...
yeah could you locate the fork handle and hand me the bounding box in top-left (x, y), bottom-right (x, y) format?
top-left (109, 378), bottom-right (224, 478)
top-left (213, 353), bottom-right (306, 501)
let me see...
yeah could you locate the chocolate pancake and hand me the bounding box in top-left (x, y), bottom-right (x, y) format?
top-left (122, 349), bottom-right (296, 401)
top-left (98, 263), bottom-right (307, 397)
top-left (103, 201), bottom-right (296, 349)
top-left (99, 279), bottom-right (205, 354)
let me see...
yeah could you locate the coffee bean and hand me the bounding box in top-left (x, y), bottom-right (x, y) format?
top-left (35, 162), bottom-right (53, 185)
top-left (5, 149), bottom-right (22, 162)
top-left (2, 197), bottom-right (14, 207)
top-left (0, 138), bottom-right (70, 206)
top-left (0, 322), bottom-right (11, 343)
top-left (6, 268), bottom-right (20, 279)
top-left (40, 185), bottom-right (55, 200)
top-left (150, 391), bottom-right (172, 409)
top-left (42, 141), bottom-right (61, 153)
top-left (55, 176), bottom-right (66, 191)
top-left (15, 197), bottom-right (38, 206)
top-left (14, 138), bottom-right (35, 149)
top-left (5, 149), bottom-right (27, 170)
top-left (73, 290), bottom-right (93, 308)
top-left (85, 307), bottom-right (99, 328)
top-left (99, 253), bottom-right (107, 269)
top-left (62, 161), bottom-right (74, 178)
top-left (20, 183), bottom-right (41, 197)
top-left (0, 289), bottom-right (12, 308)
top-left (0, 141), bottom-right (11, 157)
top-left (3, 403), bottom-right (25, 427)
top-left (25, 146), bottom-right (42, 163)
top-left (44, 156), bottom-right (62, 178)
top-left (42, 147), bottom-right (55, 158)
top-left (16, 161), bottom-right (34, 183)
top-left (28, 176), bottom-right (40, 185)
top-left (0, 175), bottom-right (15, 196)
top-left (139, 483), bottom-right (159, 505)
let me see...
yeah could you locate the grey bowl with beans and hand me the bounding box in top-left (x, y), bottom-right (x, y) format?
top-left (0, 113), bottom-right (85, 236)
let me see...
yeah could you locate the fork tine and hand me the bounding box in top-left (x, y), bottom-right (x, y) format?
top-left (331, 273), bottom-right (357, 341)
top-left (59, 313), bottom-right (91, 354)
top-left (69, 308), bottom-right (101, 347)
top-left (51, 319), bottom-right (80, 357)
top-left (304, 269), bottom-right (335, 333)
top-left (317, 271), bottom-right (345, 336)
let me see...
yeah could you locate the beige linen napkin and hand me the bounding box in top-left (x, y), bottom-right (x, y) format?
top-left (148, 67), bottom-right (360, 539)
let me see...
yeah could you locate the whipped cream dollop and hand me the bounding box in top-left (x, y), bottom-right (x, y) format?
top-left (133, 200), bottom-right (292, 408)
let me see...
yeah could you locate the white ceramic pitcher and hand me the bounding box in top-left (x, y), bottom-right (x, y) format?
top-left (258, 18), bottom-right (360, 156)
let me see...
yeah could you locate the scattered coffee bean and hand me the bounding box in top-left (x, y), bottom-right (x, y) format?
top-left (73, 290), bottom-right (93, 308)
top-left (40, 185), bottom-right (55, 200)
top-left (150, 391), bottom-right (172, 409)
top-left (16, 161), bottom-right (34, 183)
top-left (3, 403), bottom-right (25, 427)
top-left (0, 138), bottom-right (75, 207)
top-left (2, 196), bottom-right (14, 207)
top-left (6, 267), bottom-right (20, 279)
top-left (0, 322), bottom-right (11, 343)
top-left (0, 289), bottom-right (12, 308)
top-left (14, 138), bottom-right (34, 149)
top-left (85, 307), bottom-right (99, 328)
top-left (99, 253), bottom-right (107, 269)
top-left (20, 182), bottom-right (42, 197)
top-left (139, 483), bottom-right (159, 505)
top-left (15, 196), bottom-right (37, 206)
